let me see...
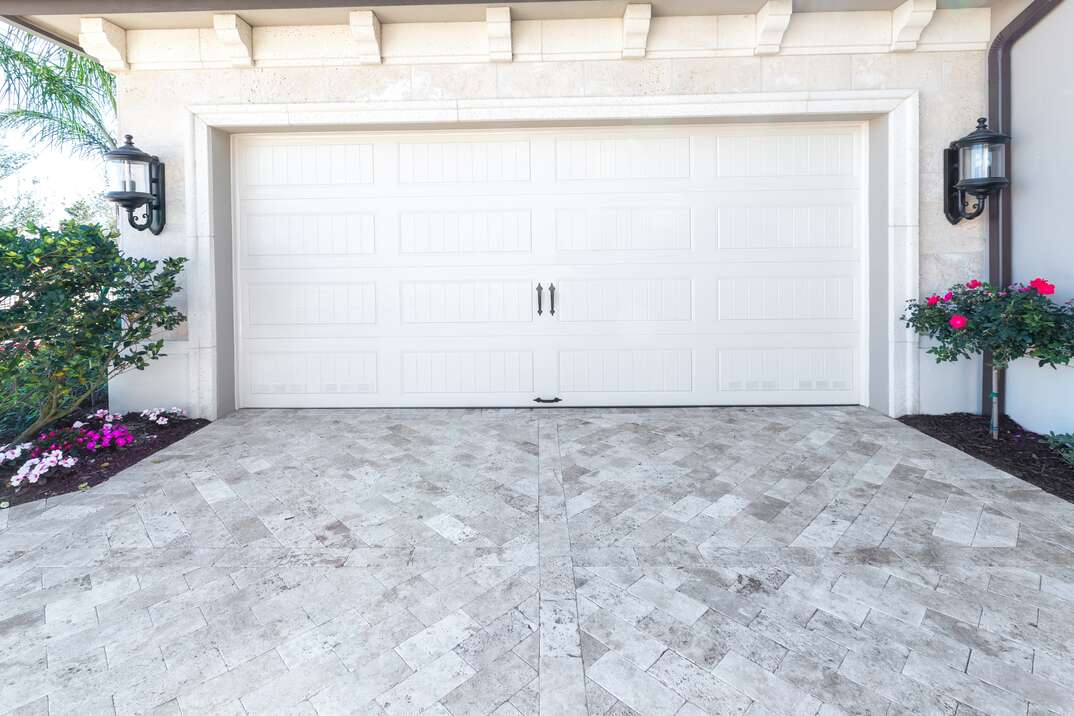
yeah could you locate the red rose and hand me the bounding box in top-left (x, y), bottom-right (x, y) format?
top-left (966, 279), bottom-right (982, 289)
top-left (927, 295), bottom-right (940, 306)
top-left (1029, 277), bottom-right (1056, 295)
top-left (949, 314), bottom-right (968, 330)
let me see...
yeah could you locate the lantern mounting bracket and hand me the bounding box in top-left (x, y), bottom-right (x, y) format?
top-left (127, 157), bottom-right (166, 235)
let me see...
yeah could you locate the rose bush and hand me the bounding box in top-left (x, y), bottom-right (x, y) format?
top-left (903, 278), bottom-right (1074, 438)
top-left (0, 222), bottom-right (186, 447)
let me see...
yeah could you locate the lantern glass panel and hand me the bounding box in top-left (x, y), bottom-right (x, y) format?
top-left (959, 142), bottom-right (1005, 183)
top-left (106, 158), bottom-right (151, 195)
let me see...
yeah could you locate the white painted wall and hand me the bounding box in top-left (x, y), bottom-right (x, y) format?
top-left (1005, 0), bottom-right (1074, 434)
top-left (100, 9), bottom-right (992, 418)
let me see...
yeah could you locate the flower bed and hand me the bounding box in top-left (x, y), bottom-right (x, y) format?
top-left (1, 408), bottom-right (208, 508)
top-left (900, 412), bottom-right (1074, 503)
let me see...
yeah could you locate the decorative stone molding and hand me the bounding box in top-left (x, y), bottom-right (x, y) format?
top-left (891, 0), bottom-right (937, 52)
top-left (212, 14), bottom-right (252, 67)
top-left (349, 9), bottom-right (382, 64)
top-left (185, 88), bottom-right (919, 417)
top-left (487, 7), bottom-right (512, 62)
top-left (100, 8), bottom-right (989, 71)
top-left (78, 17), bottom-right (127, 71)
top-left (755, 0), bottom-right (792, 55)
top-left (622, 4), bottom-right (652, 59)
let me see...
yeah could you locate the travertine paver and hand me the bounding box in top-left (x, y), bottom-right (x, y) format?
top-left (2, 406), bottom-right (1074, 715)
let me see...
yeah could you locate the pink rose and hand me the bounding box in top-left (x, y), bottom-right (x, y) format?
top-left (942, 292), bottom-right (954, 302)
top-left (965, 279), bottom-right (982, 289)
top-left (949, 314), bottom-right (968, 330)
top-left (927, 295), bottom-right (940, 306)
top-left (1029, 277), bottom-right (1056, 295)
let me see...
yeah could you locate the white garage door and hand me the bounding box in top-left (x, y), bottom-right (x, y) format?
top-left (233, 123), bottom-right (864, 408)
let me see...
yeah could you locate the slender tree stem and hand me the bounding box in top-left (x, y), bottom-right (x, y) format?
top-left (991, 367), bottom-right (1001, 441)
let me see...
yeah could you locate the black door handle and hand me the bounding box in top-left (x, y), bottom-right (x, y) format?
top-left (534, 397), bottom-right (562, 403)
top-left (549, 283), bottom-right (556, 316)
top-left (536, 283), bottom-right (543, 316)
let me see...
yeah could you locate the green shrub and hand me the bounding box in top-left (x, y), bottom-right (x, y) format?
top-left (1046, 433), bottom-right (1074, 469)
top-left (0, 222), bottom-right (186, 447)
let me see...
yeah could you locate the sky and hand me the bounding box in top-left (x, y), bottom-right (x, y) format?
top-left (2, 127), bottom-right (109, 226)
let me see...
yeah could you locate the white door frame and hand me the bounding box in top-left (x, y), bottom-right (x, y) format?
top-left (184, 89), bottom-right (920, 418)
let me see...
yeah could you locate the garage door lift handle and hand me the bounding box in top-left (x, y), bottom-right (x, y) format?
top-left (536, 283), bottom-right (544, 316)
top-left (549, 283), bottom-right (556, 316)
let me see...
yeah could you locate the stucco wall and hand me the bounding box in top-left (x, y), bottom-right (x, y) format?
top-left (107, 47), bottom-right (989, 418)
top-left (1004, 0), bottom-right (1074, 433)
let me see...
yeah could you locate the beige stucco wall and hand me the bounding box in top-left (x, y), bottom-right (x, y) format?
top-left (108, 48), bottom-right (990, 417)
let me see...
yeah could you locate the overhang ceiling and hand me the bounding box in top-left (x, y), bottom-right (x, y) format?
top-left (5, 0), bottom-right (996, 48)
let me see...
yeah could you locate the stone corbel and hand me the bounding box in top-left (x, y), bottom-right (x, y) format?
top-left (349, 9), bottom-right (382, 64)
top-left (78, 17), bottom-right (127, 72)
top-left (622, 4), bottom-right (652, 59)
top-left (487, 7), bottom-right (512, 62)
top-left (213, 14), bottom-right (253, 67)
top-left (755, 0), bottom-right (792, 55)
top-left (891, 0), bottom-right (937, 52)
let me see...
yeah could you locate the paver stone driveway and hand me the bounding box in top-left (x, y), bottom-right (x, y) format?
top-left (2, 407), bottom-right (1074, 715)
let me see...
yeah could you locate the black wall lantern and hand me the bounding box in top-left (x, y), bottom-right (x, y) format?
top-left (104, 135), bottom-right (166, 235)
top-left (944, 117), bottom-right (1010, 224)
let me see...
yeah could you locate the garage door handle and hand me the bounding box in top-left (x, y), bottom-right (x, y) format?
top-left (534, 397), bottom-right (562, 403)
top-left (549, 283), bottom-right (556, 316)
top-left (536, 283), bottom-right (544, 316)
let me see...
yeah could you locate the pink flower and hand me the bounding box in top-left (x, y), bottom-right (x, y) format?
top-left (942, 291), bottom-right (954, 302)
top-left (965, 279), bottom-right (982, 289)
top-left (926, 295), bottom-right (940, 306)
top-left (949, 314), bottom-right (968, 330)
top-left (1029, 277), bottom-right (1056, 295)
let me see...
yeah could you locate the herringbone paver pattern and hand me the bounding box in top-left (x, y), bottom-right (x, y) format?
top-left (2, 407), bottom-right (1074, 715)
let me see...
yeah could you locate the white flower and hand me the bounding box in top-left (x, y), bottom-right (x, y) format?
top-left (0, 443), bottom-right (33, 465)
top-left (7, 449), bottom-right (78, 487)
top-left (72, 421), bottom-right (85, 429)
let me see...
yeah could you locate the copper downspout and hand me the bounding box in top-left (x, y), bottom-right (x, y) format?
top-left (983, 0), bottom-right (1063, 417)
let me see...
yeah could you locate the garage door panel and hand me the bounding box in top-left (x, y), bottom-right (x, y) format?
top-left (400, 280), bottom-right (534, 324)
top-left (717, 347), bottom-right (859, 403)
top-left (235, 123), bottom-right (865, 408)
top-left (245, 281), bottom-right (377, 327)
top-left (558, 348), bottom-right (695, 394)
top-left (554, 136), bottom-right (692, 181)
top-left (248, 349), bottom-right (379, 399)
top-left (241, 140), bottom-right (375, 188)
top-left (402, 350), bottom-right (535, 394)
top-left (400, 209), bottom-right (533, 254)
top-left (399, 139), bottom-right (532, 184)
top-left (554, 277), bottom-right (693, 323)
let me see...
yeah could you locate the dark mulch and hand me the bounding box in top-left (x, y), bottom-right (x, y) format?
top-left (900, 412), bottom-right (1074, 502)
top-left (1, 414), bottom-right (209, 508)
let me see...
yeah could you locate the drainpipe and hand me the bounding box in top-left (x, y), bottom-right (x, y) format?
top-left (983, 0), bottom-right (1064, 420)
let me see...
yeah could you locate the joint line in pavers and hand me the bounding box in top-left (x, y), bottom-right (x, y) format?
top-left (536, 418), bottom-right (589, 715)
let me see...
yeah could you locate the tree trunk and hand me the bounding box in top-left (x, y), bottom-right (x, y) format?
top-left (991, 367), bottom-right (1001, 441)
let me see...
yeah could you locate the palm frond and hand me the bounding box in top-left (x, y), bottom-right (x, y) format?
top-left (0, 108), bottom-right (114, 156)
top-left (0, 26), bottom-right (116, 156)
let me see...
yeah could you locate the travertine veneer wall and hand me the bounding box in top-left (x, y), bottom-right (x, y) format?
top-left (106, 13), bottom-right (990, 418)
